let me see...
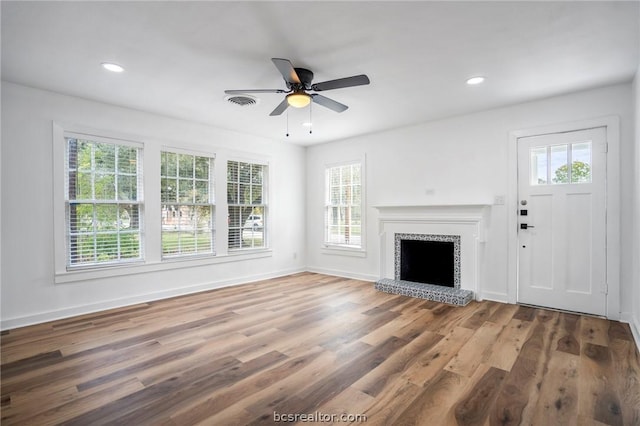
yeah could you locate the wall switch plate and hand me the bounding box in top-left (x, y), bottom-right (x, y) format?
top-left (494, 195), bottom-right (505, 205)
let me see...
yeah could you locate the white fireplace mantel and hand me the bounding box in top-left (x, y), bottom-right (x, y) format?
top-left (373, 204), bottom-right (491, 242)
top-left (373, 204), bottom-right (491, 298)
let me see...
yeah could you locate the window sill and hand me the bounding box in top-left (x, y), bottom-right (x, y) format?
top-left (55, 249), bottom-right (273, 284)
top-left (321, 246), bottom-right (367, 258)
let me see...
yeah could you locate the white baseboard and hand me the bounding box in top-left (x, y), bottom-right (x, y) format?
top-left (621, 312), bottom-right (640, 351)
top-left (477, 290), bottom-right (509, 303)
top-left (305, 266), bottom-right (377, 282)
top-left (1, 267), bottom-right (306, 330)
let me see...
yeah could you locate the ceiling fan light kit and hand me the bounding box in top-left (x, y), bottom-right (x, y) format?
top-left (224, 58), bottom-right (370, 117)
top-left (286, 91), bottom-right (311, 108)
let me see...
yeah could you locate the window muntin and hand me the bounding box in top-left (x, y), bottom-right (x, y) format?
top-left (227, 161), bottom-right (267, 250)
top-left (530, 142), bottom-right (592, 186)
top-left (325, 162), bottom-right (362, 248)
top-left (161, 151), bottom-right (215, 257)
top-left (65, 137), bottom-right (143, 267)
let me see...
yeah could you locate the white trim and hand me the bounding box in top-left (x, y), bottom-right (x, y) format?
top-left (321, 246), bottom-right (367, 257)
top-left (478, 290), bottom-right (510, 303)
top-left (305, 266), bottom-right (377, 282)
top-left (507, 116), bottom-right (621, 319)
top-left (3, 266), bottom-right (303, 331)
top-left (620, 312), bottom-right (640, 351)
top-left (55, 249), bottom-right (272, 284)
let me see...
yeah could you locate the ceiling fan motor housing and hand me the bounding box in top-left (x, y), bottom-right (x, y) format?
top-left (293, 68), bottom-right (314, 89)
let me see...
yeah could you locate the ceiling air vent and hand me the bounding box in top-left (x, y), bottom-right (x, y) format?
top-left (225, 94), bottom-right (258, 107)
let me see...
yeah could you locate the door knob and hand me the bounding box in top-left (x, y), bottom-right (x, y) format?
top-left (520, 223), bottom-right (535, 230)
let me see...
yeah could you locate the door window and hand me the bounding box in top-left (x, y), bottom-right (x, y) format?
top-left (530, 141), bottom-right (592, 186)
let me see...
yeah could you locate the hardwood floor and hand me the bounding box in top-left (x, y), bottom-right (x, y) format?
top-left (2, 272), bottom-right (639, 425)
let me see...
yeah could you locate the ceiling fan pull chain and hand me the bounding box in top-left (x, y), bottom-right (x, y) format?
top-left (309, 102), bottom-right (313, 135)
top-left (286, 110), bottom-right (289, 137)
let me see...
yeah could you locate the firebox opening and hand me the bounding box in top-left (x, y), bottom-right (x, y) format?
top-left (400, 239), bottom-right (455, 287)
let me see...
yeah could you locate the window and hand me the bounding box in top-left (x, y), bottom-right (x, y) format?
top-left (530, 142), bottom-right (592, 185)
top-left (161, 151), bottom-right (215, 257)
top-left (227, 160), bottom-right (267, 250)
top-left (65, 137), bottom-right (143, 267)
top-left (325, 162), bottom-right (362, 248)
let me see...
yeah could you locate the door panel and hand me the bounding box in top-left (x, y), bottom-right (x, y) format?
top-left (517, 127), bottom-right (607, 316)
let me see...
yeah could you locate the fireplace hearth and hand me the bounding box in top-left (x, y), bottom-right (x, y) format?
top-left (376, 232), bottom-right (473, 306)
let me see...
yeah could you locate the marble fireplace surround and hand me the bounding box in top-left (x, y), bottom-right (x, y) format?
top-left (373, 204), bottom-right (490, 305)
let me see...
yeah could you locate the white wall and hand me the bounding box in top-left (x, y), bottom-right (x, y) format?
top-left (632, 67), bottom-right (640, 342)
top-left (306, 83), bottom-right (635, 316)
top-left (1, 82), bottom-right (307, 329)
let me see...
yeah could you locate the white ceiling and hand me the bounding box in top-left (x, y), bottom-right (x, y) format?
top-left (2, 1), bottom-right (638, 146)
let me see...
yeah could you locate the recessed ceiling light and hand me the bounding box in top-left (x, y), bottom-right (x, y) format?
top-left (302, 122), bottom-right (313, 127)
top-left (101, 62), bottom-right (125, 73)
top-left (466, 76), bottom-right (485, 85)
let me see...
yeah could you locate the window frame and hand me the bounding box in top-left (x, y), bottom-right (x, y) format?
top-left (322, 158), bottom-right (366, 256)
top-left (226, 158), bottom-right (269, 252)
top-left (63, 131), bottom-right (145, 270)
top-left (160, 148), bottom-right (216, 259)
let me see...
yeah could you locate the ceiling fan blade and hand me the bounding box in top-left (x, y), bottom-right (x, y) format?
top-left (269, 98), bottom-right (290, 116)
top-left (311, 94), bottom-right (348, 113)
top-left (225, 89), bottom-right (286, 94)
top-left (272, 58), bottom-right (301, 85)
top-left (311, 74), bottom-right (370, 92)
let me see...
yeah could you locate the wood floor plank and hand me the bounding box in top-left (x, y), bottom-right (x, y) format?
top-left (2, 272), bottom-right (639, 426)
top-left (445, 320), bottom-right (504, 378)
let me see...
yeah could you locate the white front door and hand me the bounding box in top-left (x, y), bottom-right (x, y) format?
top-left (517, 127), bottom-right (607, 316)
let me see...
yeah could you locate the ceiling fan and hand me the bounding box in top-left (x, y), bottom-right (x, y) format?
top-left (224, 58), bottom-right (370, 116)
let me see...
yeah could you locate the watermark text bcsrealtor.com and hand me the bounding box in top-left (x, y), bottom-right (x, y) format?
top-left (273, 411), bottom-right (367, 423)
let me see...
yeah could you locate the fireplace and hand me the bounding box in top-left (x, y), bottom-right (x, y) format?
top-left (373, 204), bottom-right (489, 306)
top-left (395, 233), bottom-right (460, 288)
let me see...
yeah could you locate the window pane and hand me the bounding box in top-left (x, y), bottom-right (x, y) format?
top-left (227, 182), bottom-right (238, 204)
top-left (195, 157), bottom-right (209, 179)
top-left (96, 204), bottom-right (118, 231)
top-left (178, 154), bottom-right (194, 178)
top-left (228, 161), bottom-right (238, 182)
top-left (251, 184), bottom-right (262, 204)
top-left (239, 183), bottom-right (251, 204)
top-left (178, 179), bottom-right (193, 203)
top-left (195, 180), bottom-right (209, 203)
top-left (352, 164), bottom-right (361, 184)
top-left (571, 142), bottom-right (592, 183)
top-left (161, 205), bottom-right (213, 256)
top-left (161, 178), bottom-right (177, 203)
top-left (530, 147), bottom-right (548, 185)
top-left (118, 147), bottom-right (137, 174)
top-left (251, 164), bottom-right (263, 184)
top-left (77, 141), bottom-right (92, 171)
top-left (95, 143), bottom-right (116, 172)
top-left (239, 163), bottom-right (251, 183)
top-left (95, 173), bottom-right (116, 200)
top-left (331, 168), bottom-right (340, 186)
top-left (162, 152), bottom-right (177, 177)
top-left (551, 144), bottom-right (569, 184)
top-left (330, 187), bottom-right (340, 205)
top-left (352, 185), bottom-right (361, 206)
top-left (75, 172), bottom-right (93, 199)
top-left (120, 205), bottom-right (139, 230)
top-left (118, 175), bottom-right (137, 201)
